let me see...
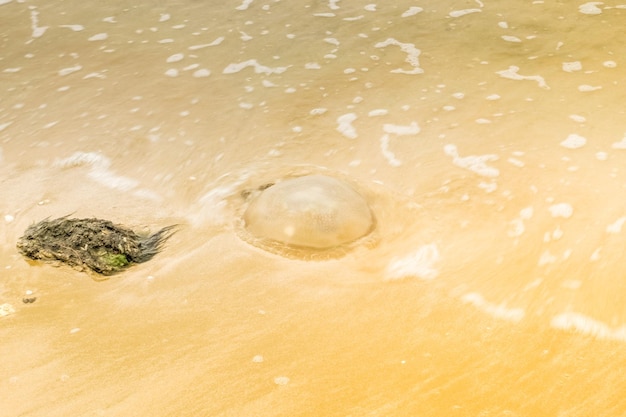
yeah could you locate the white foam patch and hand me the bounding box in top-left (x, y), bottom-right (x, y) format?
top-left (58, 65), bottom-right (82, 76)
top-left (443, 144), bottom-right (500, 177)
top-left (606, 216), bottom-right (626, 234)
top-left (328, 0), bottom-right (340, 10)
top-left (562, 61), bottom-right (582, 72)
top-left (579, 2), bottom-right (603, 14)
top-left (364, 4), bottom-right (377, 11)
top-left (166, 53), bottom-right (184, 63)
top-left (560, 133), bottom-right (586, 149)
top-left (507, 206), bottom-right (534, 237)
top-left (578, 84), bottom-right (602, 92)
top-left (0, 121), bottom-right (13, 132)
top-left (193, 69), bottom-right (210, 78)
top-left (569, 114), bottom-right (586, 123)
top-left (188, 37), bottom-right (224, 49)
top-left (461, 292), bottom-right (525, 323)
top-left (310, 108), bottom-right (327, 115)
top-left (401, 6), bottom-right (423, 17)
top-left (382, 121), bottom-right (420, 135)
top-left (368, 109), bottom-right (388, 117)
top-left (380, 134), bottom-right (401, 167)
top-left (236, 0), bottom-right (253, 10)
top-left (0, 0), bottom-right (13, 5)
top-left (54, 152), bottom-right (159, 200)
top-left (88, 33), bottom-right (108, 41)
top-left (374, 38), bottom-right (423, 74)
top-left (0, 303), bottom-right (15, 317)
top-left (29, 9), bottom-right (48, 38)
top-left (165, 68), bottom-right (179, 77)
top-left (501, 35), bottom-right (521, 43)
top-left (336, 113), bottom-right (358, 139)
top-left (449, 9), bottom-right (481, 17)
top-left (551, 312), bottom-right (626, 342)
top-left (496, 65), bottom-right (549, 89)
top-left (60, 24), bottom-right (84, 31)
top-left (548, 203), bottom-right (573, 218)
top-left (385, 244), bottom-right (440, 280)
top-left (611, 134), bottom-right (626, 149)
top-left (223, 59), bottom-right (287, 75)
top-left (538, 250), bottom-right (557, 266)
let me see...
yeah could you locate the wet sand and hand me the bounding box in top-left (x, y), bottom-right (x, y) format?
top-left (3, 0), bottom-right (626, 415)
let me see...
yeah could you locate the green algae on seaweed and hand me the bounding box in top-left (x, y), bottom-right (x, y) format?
top-left (16, 217), bottom-right (176, 276)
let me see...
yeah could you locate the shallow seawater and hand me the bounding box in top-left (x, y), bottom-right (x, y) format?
top-left (2, 0), bottom-right (626, 415)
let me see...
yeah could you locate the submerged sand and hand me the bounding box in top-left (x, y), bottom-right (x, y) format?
top-left (2, 0), bottom-right (626, 415)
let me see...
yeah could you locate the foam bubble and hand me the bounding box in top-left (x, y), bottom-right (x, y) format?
top-left (548, 203), bottom-right (573, 218)
top-left (562, 61), bottom-right (582, 72)
top-left (274, 376), bottom-right (290, 386)
top-left (236, 0), bottom-right (254, 10)
top-left (569, 114), bottom-right (586, 123)
top-left (380, 134), bottom-right (401, 166)
top-left (579, 2), bottom-right (603, 14)
top-left (188, 37), bottom-right (224, 49)
top-left (192, 69), bottom-right (210, 78)
top-left (385, 244), bottom-right (440, 280)
top-left (401, 6), bottom-right (423, 17)
top-left (374, 38), bottom-right (423, 74)
top-left (368, 109), bottom-right (388, 117)
top-left (449, 9), bottom-right (481, 17)
top-left (611, 135), bottom-right (626, 149)
top-left (560, 134), bottom-right (586, 149)
top-left (444, 144), bottom-right (500, 177)
top-left (606, 217), bottom-right (626, 234)
top-left (578, 84), bottom-right (602, 92)
top-left (336, 113), bottom-right (358, 139)
top-left (58, 65), bottom-right (82, 76)
top-left (496, 66), bottom-right (549, 89)
top-left (0, 303), bottom-right (15, 317)
top-left (166, 53), bottom-right (184, 63)
top-left (53, 152), bottom-right (160, 198)
top-left (501, 35), bottom-right (521, 43)
top-left (461, 292), bottom-right (525, 323)
top-left (59, 24), bottom-right (84, 31)
top-left (88, 33), bottom-right (108, 41)
top-left (383, 122), bottom-right (420, 135)
top-left (223, 59), bottom-right (287, 75)
top-left (551, 312), bottom-right (626, 342)
top-left (310, 108), bottom-right (327, 115)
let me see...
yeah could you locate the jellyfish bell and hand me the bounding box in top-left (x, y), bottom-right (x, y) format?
top-left (241, 175), bottom-right (376, 258)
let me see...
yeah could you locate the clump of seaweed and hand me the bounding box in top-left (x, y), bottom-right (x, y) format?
top-left (16, 217), bottom-right (177, 276)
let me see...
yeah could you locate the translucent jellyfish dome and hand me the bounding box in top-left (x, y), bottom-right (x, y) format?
top-left (242, 175), bottom-right (375, 252)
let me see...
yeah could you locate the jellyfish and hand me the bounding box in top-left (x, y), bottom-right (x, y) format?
top-left (242, 175), bottom-right (374, 252)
